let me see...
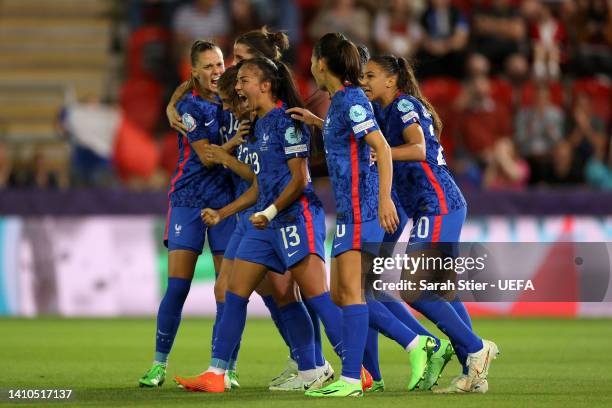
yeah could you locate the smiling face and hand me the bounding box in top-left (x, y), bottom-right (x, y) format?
top-left (235, 64), bottom-right (269, 111)
top-left (191, 47), bottom-right (225, 94)
top-left (362, 61), bottom-right (395, 102)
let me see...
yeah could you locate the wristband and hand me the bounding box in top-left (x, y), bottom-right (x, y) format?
top-left (255, 204), bottom-right (278, 221)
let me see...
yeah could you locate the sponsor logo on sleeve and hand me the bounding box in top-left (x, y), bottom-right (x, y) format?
top-left (349, 104), bottom-right (367, 122)
top-left (285, 144), bottom-right (308, 154)
top-left (397, 99), bottom-right (414, 113)
top-left (352, 119), bottom-right (375, 134)
top-left (401, 111), bottom-right (418, 123)
top-left (182, 113), bottom-right (197, 132)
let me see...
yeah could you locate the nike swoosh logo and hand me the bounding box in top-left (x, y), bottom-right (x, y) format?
top-left (288, 251), bottom-right (299, 257)
top-left (157, 330), bottom-right (169, 335)
top-left (303, 378), bottom-right (319, 390)
top-left (475, 350), bottom-right (490, 376)
top-left (204, 119), bottom-right (215, 126)
top-left (334, 243), bottom-right (342, 248)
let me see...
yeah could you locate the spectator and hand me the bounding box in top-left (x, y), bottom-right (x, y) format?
top-left (417, 0), bottom-right (469, 78)
top-left (514, 85), bottom-right (564, 184)
top-left (374, 0), bottom-right (422, 58)
top-left (172, 0), bottom-right (230, 55)
top-left (567, 93), bottom-right (607, 170)
top-left (229, 0), bottom-right (259, 35)
top-left (455, 75), bottom-right (513, 163)
top-left (585, 131), bottom-right (612, 190)
top-left (464, 52), bottom-right (490, 79)
top-left (531, 3), bottom-right (566, 80)
top-left (483, 138), bottom-right (530, 190)
top-left (309, 0), bottom-right (371, 48)
top-left (471, 0), bottom-right (527, 73)
top-left (502, 52), bottom-right (530, 109)
top-left (549, 140), bottom-right (584, 185)
top-left (570, 0), bottom-right (612, 76)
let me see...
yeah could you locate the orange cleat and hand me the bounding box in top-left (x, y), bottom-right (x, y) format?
top-left (360, 367), bottom-right (373, 391)
top-left (174, 371), bottom-right (225, 393)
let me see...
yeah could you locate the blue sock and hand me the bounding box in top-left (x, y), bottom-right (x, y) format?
top-left (305, 299), bottom-right (325, 367)
top-left (341, 304), bottom-right (369, 380)
top-left (363, 328), bottom-right (382, 381)
top-left (411, 300), bottom-right (483, 353)
top-left (305, 292), bottom-right (343, 357)
top-left (366, 296), bottom-right (417, 349)
top-left (450, 299), bottom-right (472, 374)
top-left (381, 300), bottom-right (440, 350)
top-left (155, 277), bottom-right (191, 364)
top-left (279, 302), bottom-right (316, 371)
top-left (261, 295), bottom-right (294, 360)
top-left (212, 291), bottom-right (248, 364)
top-left (212, 301), bottom-right (224, 352)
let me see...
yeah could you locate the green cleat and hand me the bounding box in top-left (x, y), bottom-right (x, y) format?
top-left (421, 339), bottom-right (454, 390)
top-left (305, 379), bottom-right (363, 398)
top-left (139, 363), bottom-right (166, 388)
top-left (408, 336), bottom-right (436, 391)
top-left (227, 370), bottom-right (240, 389)
top-left (366, 379), bottom-right (385, 393)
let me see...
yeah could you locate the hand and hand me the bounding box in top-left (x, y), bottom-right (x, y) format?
top-left (167, 104), bottom-right (187, 136)
top-left (203, 144), bottom-right (229, 165)
top-left (236, 120), bottom-right (251, 140)
top-left (286, 107), bottom-right (323, 128)
top-left (379, 197), bottom-right (399, 234)
top-left (249, 213), bottom-right (269, 229)
top-left (201, 208), bottom-right (221, 226)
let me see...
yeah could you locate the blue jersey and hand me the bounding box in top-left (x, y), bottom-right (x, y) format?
top-left (250, 102), bottom-right (321, 228)
top-left (323, 86), bottom-right (380, 224)
top-left (379, 94), bottom-right (466, 217)
top-left (220, 110), bottom-right (248, 199)
top-left (169, 92), bottom-right (233, 209)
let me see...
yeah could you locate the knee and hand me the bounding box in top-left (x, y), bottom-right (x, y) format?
top-left (214, 281), bottom-right (226, 302)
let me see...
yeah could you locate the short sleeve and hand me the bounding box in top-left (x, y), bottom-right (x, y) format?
top-left (344, 97), bottom-right (379, 140)
top-left (280, 116), bottom-right (309, 159)
top-left (182, 102), bottom-right (219, 144)
top-left (395, 98), bottom-right (421, 130)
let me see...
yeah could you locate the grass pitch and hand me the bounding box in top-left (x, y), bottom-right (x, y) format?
top-left (2, 317), bottom-right (612, 407)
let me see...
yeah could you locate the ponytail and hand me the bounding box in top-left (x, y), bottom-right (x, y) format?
top-left (236, 26), bottom-right (289, 62)
top-left (313, 33), bottom-right (361, 86)
top-left (370, 55), bottom-right (443, 137)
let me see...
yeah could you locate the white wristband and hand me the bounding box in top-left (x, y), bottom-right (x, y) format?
top-left (256, 204), bottom-right (278, 221)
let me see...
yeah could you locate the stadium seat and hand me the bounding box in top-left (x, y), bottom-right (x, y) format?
top-left (490, 78), bottom-right (514, 110)
top-left (519, 81), bottom-right (564, 107)
top-left (571, 77), bottom-right (611, 126)
top-left (119, 79), bottom-right (162, 133)
top-left (160, 131), bottom-right (179, 177)
top-left (421, 77), bottom-right (463, 107)
top-left (126, 26), bottom-right (171, 82)
top-left (113, 118), bottom-right (160, 182)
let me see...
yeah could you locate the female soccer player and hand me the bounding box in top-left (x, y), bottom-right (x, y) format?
top-left (138, 40), bottom-right (235, 388)
top-left (168, 28), bottom-right (333, 388)
top-left (288, 33), bottom-right (434, 398)
top-left (174, 57), bottom-right (342, 393)
top-left (361, 54), bottom-right (499, 393)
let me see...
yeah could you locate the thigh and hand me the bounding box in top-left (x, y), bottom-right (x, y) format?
top-left (267, 271), bottom-right (298, 307)
top-left (228, 259), bottom-right (268, 298)
top-left (235, 228), bottom-right (286, 273)
top-left (291, 254), bottom-right (328, 299)
top-left (207, 214), bottom-right (237, 256)
top-left (168, 249), bottom-right (199, 280)
top-left (214, 258), bottom-right (233, 302)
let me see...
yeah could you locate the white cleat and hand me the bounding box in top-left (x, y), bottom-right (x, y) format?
top-left (467, 340), bottom-right (499, 387)
top-left (433, 375), bottom-right (488, 394)
top-left (317, 361), bottom-right (335, 384)
top-left (269, 358), bottom-right (298, 387)
top-left (269, 373), bottom-right (324, 392)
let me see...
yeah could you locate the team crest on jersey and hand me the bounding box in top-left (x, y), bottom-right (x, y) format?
top-left (397, 99), bottom-right (414, 113)
top-left (182, 113), bottom-right (197, 132)
top-left (174, 224), bottom-right (182, 237)
top-left (349, 104), bottom-right (367, 122)
top-left (284, 126), bottom-right (301, 144)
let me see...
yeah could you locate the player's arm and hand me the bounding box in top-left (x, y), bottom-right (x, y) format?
top-left (166, 80), bottom-right (192, 136)
top-left (286, 107), bottom-right (324, 129)
top-left (250, 157), bottom-right (308, 229)
top-left (390, 123), bottom-right (426, 162)
top-left (365, 130), bottom-right (399, 234)
top-left (202, 179), bottom-right (259, 226)
top-left (191, 140), bottom-right (215, 168)
top-left (204, 144), bottom-right (254, 182)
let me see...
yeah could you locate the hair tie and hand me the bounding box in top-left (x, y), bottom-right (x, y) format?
top-left (343, 80), bottom-right (352, 86)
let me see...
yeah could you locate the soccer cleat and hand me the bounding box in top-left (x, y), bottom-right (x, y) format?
top-left (433, 375), bottom-right (489, 394)
top-left (174, 371), bottom-right (225, 393)
top-left (318, 361), bottom-right (335, 384)
top-left (226, 370), bottom-right (240, 389)
top-left (360, 366), bottom-right (373, 391)
top-left (304, 379), bottom-right (364, 398)
top-left (421, 339), bottom-right (454, 390)
top-left (466, 339), bottom-right (499, 387)
top-left (366, 379), bottom-right (385, 393)
top-left (407, 336), bottom-right (436, 391)
top-left (269, 358), bottom-right (298, 387)
top-left (269, 373), bottom-right (324, 391)
top-left (139, 363), bottom-right (166, 387)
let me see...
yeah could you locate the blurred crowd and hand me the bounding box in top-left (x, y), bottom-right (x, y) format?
top-left (1, 0), bottom-right (610, 191)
